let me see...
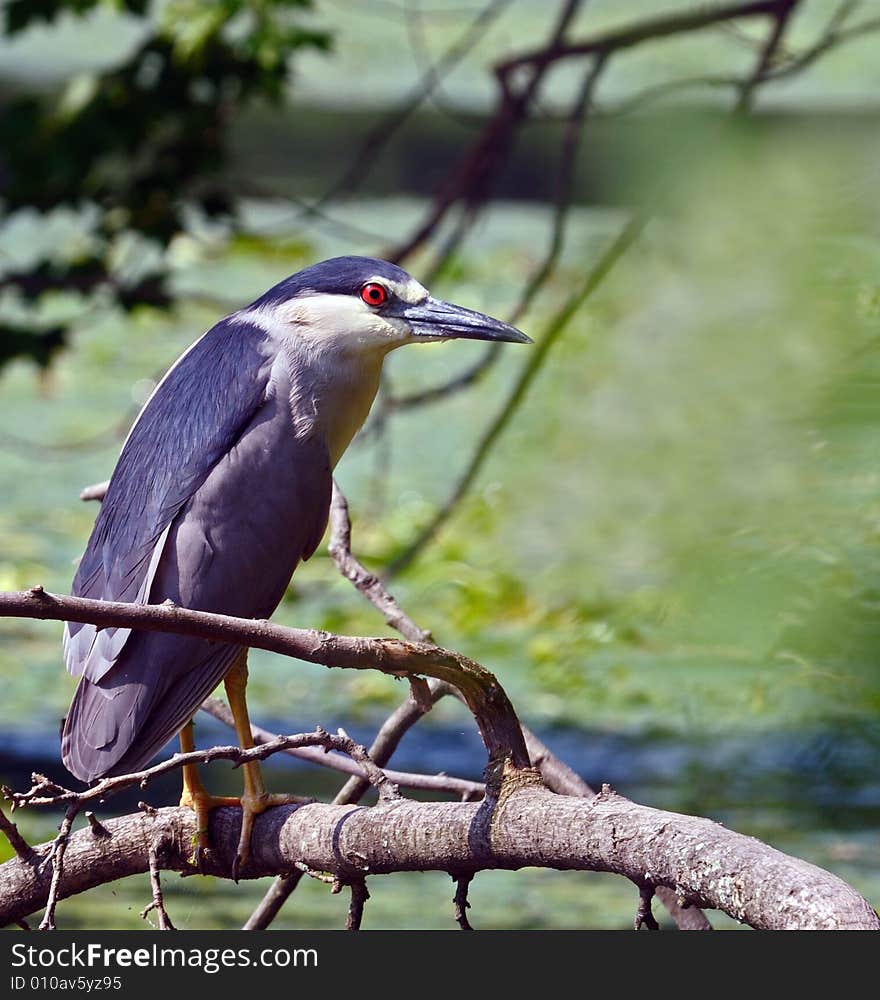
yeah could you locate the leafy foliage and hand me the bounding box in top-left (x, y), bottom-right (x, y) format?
top-left (0, 0), bottom-right (329, 368)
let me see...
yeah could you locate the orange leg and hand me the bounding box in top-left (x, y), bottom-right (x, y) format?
top-left (178, 719), bottom-right (239, 861)
top-left (223, 651), bottom-right (305, 879)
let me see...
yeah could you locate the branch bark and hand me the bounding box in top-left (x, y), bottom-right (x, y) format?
top-left (2, 787), bottom-right (877, 930)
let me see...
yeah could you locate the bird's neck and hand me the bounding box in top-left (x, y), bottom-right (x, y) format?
top-left (279, 338), bottom-right (386, 468)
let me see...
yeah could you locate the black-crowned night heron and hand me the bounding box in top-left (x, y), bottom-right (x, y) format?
top-left (61, 256), bottom-right (530, 870)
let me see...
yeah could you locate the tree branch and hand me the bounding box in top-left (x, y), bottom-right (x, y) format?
top-left (494, 0), bottom-right (789, 82)
top-left (3, 787), bottom-right (877, 930)
top-left (388, 213), bottom-right (646, 576)
top-left (5, 727), bottom-right (393, 813)
top-left (733, 0), bottom-right (800, 112)
top-left (0, 587), bottom-right (530, 771)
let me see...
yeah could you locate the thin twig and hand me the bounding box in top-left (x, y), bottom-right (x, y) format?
top-left (734, 0), bottom-right (800, 112)
top-left (7, 727), bottom-right (392, 811)
top-left (0, 805), bottom-right (35, 860)
top-left (635, 883), bottom-right (660, 931)
top-left (762, 12), bottom-right (880, 81)
top-left (506, 53), bottom-right (609, 326)
top-left (346, 880), bottom-right (370, 931)
top-left (390, 0), bottom-right (584, 262)
top-left (495, 0), bottom-right (787, 81)
top-left (328, 483), bottom-right (431, 642)
top-left (39, 805), bottom-right (79, 930)
top-left (294, 861), bottom-right (336, 884)
top-left (453, 873), bottom-right (474, 930)
top-left (385, 44), bottom-right (606, 415)
top-left (388, 214), bottom-right (646, 576)
top-left (595, 73), bottom-right (738, 117)
top-left (261, 0), bottom-right (514, 239)
top-left (385, 342), bottom-right (502, 411)
top-left (85, 812), bottom-right (111, 840)
top-left (199, 697), bottom-right (483, 798)
top-left (141, 841), bottom-right (176, 930)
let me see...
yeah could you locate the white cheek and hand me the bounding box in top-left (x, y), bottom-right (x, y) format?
top-left (358, 314), bottom-right (410, 344)
top-left (251, 294), bottom-right (415, 353)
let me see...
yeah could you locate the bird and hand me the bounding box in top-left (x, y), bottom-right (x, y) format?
top-left (61, 255), bottom-right (530, 871)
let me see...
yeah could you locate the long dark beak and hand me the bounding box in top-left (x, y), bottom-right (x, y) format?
top-left (402, 296), bottom-right (532, 344)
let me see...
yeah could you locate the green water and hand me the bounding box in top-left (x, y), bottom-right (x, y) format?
top-left (3, 131), bottom-right (880, 926)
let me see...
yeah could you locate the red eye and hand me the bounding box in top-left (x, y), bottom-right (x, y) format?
top-left (360, 282), bottom-right (388, 306)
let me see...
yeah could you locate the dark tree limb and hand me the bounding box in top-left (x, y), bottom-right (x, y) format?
top-left (389, 0), bottom-right (584, 263)
top-left (0, 588), bottom-right (530, 772)
top-left (495, 0), bottom-right (791, 82)
top-left (2, 787), bottom-right (877, 930)
top-left (734, 0), bottom-right (800, 112)
top-left (388, 214), bottom-right (646, 576)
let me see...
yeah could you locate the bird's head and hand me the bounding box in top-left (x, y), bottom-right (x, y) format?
top-left (250, 256), bottom-right (531, 356)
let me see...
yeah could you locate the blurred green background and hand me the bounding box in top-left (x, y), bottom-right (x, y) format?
top-left (1, 0), bottom-right (879, 929)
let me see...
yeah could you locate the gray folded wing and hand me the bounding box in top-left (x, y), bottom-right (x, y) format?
top-left (62, 319), bottom-right (332, 781)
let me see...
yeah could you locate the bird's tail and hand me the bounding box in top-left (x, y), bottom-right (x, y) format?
top-left (61, 639), bottom-right (241, 783)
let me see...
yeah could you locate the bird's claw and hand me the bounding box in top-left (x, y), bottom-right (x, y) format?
top-left (231, 791), bottom-right (304, 882)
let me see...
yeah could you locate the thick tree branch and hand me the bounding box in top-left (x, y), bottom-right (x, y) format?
top-left (2, 787), bottom-right (877, 930)
top-left (259, 484), bottom-right (708, 930)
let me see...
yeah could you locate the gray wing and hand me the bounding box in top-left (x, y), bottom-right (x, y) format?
top-left (62, 324), bottom-right (333, 782)
top-left (64, 316), bottom-right (275, 683)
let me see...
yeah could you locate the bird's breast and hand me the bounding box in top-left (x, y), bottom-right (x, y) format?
top-left (321, 364), bottom-right (383, 467)
top-left (282, 346), bottom-right (384, 468)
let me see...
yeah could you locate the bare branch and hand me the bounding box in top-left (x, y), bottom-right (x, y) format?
top-left (6, 727), bottom-right (397, 813)
top-left (763, 11), bottom-right (880, 81)
top-left (495, 1), bottom-right (789, 82)
top-left (259, 0), bottom-right (514, 243)
top-left (3, 788), bottom-right (877, 930)
top-left (390, 0), bottom-right (584, 263)
top-left (385, 343), bottom-right (503, 411)
top-left (734, 0), bottom-right (800, 112)
top-left (38, 805), bottom-right (79, 930)
top-left (635, 883), bottom-right (660, 931)
top-left (388, 214), bottom-right (646, 576)
top-left (0, 587), bottom-right (530, 770)
top-left (453, 873), bottom-right (474, 930)
top-left (328, 483), bottom-right (431, 643)
top-left (141, 838), bottom-right (176, 930)
top-left (198, 697), bottom-right (483, 799)
top-left (0, 805), bottom-right (35, 862)
top-left (346, 880), bottom-right (370, 931)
